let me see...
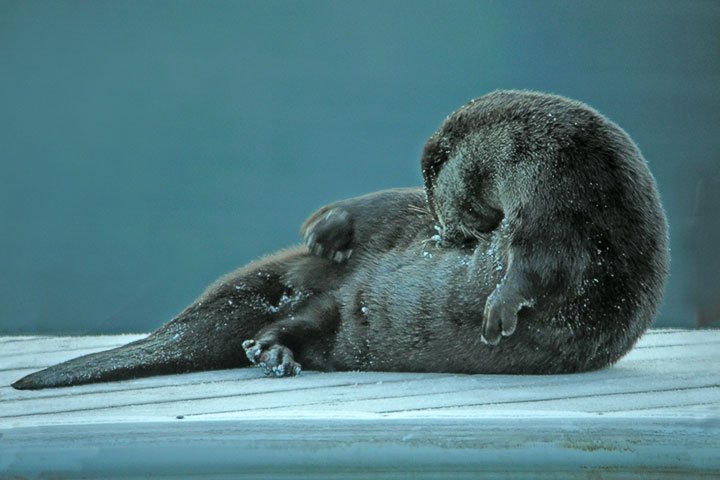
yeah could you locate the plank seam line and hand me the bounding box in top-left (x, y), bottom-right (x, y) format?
top-left (0, 375), bottom-right (460, 417)
top-left (377, 384), bottom-right (720, 414)
top-left (634, 340), bottom-right (720, 349)
top-left (181, 384), bottom-right (720, 419)
top-left (598, 400), bottom-right (720, 413)
top-left (0, 345), bottom-right (132, 360)
top-left (0, 371), bottom-right (456, 403)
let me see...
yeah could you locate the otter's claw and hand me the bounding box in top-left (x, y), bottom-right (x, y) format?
top-left (303, 208), bottom-right (354, 263)
top-left (242, 339), bottom-right (302, 377)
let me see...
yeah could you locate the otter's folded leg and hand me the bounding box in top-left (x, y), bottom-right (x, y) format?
top-left (242, 298), bottom-right (341, 377)
top-left (300, 187), bottom-right (430, 264)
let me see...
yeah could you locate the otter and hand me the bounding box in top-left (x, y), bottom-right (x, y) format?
top-left (244, 90), bottom-right (669, 375)
top-left (12, 90), bottom-right (668, 389)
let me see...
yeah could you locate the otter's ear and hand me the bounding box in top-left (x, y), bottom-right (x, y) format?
top-left (420, 135), bottom-right (449, 189)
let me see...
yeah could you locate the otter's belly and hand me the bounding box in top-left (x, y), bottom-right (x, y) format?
top-left (330, 239), bottom-right (509, 372)
top-left (327, 234), bottom-right (645, 374)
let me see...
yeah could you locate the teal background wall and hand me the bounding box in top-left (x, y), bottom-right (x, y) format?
top-left (1, 0), bottom-right (719, 334)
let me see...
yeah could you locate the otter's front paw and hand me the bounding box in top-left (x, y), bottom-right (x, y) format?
top-left (242, 339), bottom-right (302, 377)
top-left (303, 207), bottom-right (354, 263)
top-left (482, 283), bottom-right (530, 345)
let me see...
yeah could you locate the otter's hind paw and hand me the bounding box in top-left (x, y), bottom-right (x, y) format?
top-left (242, 339), bottom-right (302, 377)
top-left (303, 208), bottom-right (354, 263)
top-left (482, 283), bottom-right (531, 345)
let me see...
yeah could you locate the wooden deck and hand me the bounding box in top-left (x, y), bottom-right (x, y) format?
top-left (1, 329), bottom-right (719, 479)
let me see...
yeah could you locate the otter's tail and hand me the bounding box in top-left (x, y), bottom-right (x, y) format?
top-left (11, 247), bottom-right (326, 390)
top-left (11, 317), bottom-right (250, 390)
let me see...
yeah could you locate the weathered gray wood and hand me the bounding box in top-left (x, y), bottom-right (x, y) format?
top-left (0, 334), bottom-right (145, 369)
top-left (0, 329), bottom-right (718, 478)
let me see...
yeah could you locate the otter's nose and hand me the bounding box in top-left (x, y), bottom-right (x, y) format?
top-left (436, 225), bottom-right (469, 249)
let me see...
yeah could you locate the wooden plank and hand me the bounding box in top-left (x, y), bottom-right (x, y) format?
top-left (188, 373), bottom-right (716, 418)
top-left (2, 338), bottom-right (714, 399)
top-left (634, 329), bottom-right (720, 348)
top-left (396, 386), bottom-right (720, 415)
top-left (2, 357), bottom-right (716, 424)
top-left (0, 336), bottom-right (53, 344)
top-left (0, 330), bottom-right (719, 478)
top-left (0, 334), bottom-right (146, 369)
top-left (0, 371), bottom-right (439, 419)
top-left (0, 368), bottom-right (262, 400)
top-left (0, 334), bottom-right (145, 354)
top-left (0, 331), bottom-right (718, 424)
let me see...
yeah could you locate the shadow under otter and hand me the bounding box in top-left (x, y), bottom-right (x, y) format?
top-left (12, 90), bottom-right (669, 390)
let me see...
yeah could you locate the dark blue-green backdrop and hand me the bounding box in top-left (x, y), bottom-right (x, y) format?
top-left (2, 0), bottom-right (719, 334)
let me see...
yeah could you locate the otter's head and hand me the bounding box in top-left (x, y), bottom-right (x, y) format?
top-left (421, 126), bottom-right (504, 248)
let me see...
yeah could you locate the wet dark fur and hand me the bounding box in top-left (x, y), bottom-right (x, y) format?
top-left (12, 90), bottom-right (669, 389)
top-left (421, 90), bottom-right (669, 347)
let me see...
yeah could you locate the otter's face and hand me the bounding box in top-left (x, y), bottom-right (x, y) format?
top-left (422, 134), bottom-right (503, 248)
